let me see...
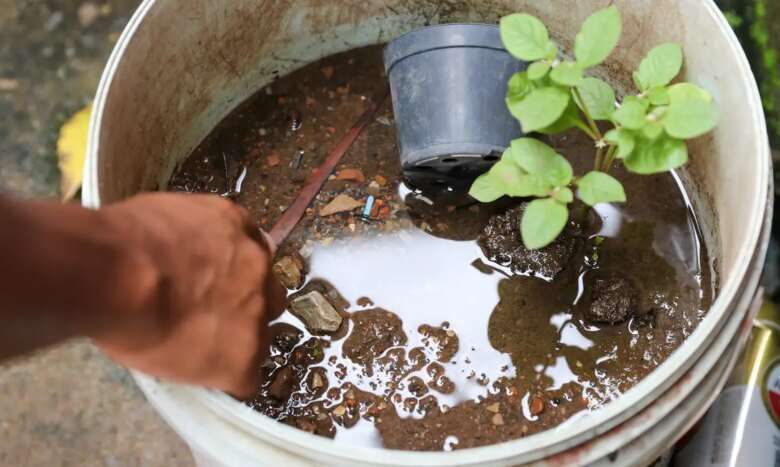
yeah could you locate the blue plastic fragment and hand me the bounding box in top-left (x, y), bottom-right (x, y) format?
top-left (362, 195), bottom-right (375, 220)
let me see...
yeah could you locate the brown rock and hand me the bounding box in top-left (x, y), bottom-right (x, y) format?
top-left (366, 181), bottom-right (381, 197)
top-left (289, 291), bottom-right (343, 333)
top-left (0, 78), bottom-right (19, 91)
top-left (336, 168), bottom-right (365, 183)
top-left (320, 66), bottom-right (335, 80)
top-left (485, 403), bottom-right (500, 413)
top-left (491, 413), bottom-right (505, 426)
top-left (268, 366), bottom-right (297, 401)
top-left (78, 2), bottom-right (100, 27)
top-left (273, 255), bottom-right (306, 289)
top-left (374, 175), bottom-right (388, 187)
top-left (320, 194), bottom-right (363, 216)
top-left (266, 153), bottom-right (281, 167)
top-left (530, 396), bottom-right (545, 416)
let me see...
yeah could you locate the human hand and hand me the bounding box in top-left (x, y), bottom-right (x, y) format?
top-left (92, 193), bottom-right (285, 397)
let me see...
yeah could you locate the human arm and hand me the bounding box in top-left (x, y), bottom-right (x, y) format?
top-left (0, 192), bottom-right (285, 396)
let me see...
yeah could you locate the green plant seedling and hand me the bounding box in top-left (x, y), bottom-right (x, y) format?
top-left (472, 6), bottom-right (719, 249)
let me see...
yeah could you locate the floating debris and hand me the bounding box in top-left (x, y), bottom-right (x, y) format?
top-left (320, 194), bottom-right (363, 216)
top-left (289, 111), bottom-right (302, 131)
top-left (361, 195), bottom-right (375, 222)
top-left (290, 149), bottom-right (305, 169)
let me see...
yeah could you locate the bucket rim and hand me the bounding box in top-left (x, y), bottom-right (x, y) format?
top-left (83, 0), bottom-right (773, 463)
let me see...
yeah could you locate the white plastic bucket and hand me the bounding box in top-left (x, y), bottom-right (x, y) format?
top-left (83, 0), bottom-right (772, 465)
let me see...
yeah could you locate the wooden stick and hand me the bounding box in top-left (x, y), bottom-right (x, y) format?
top-left (269, 85), bottom-right (390, 245)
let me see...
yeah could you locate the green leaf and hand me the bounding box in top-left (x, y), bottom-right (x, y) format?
top-left (642, 121), bottom-right (664, 140)
top-left (624, 135), bottom-right (688, 174)
top-left (488, 153), bottom-right (552, 197)
top-left (552, 187), bottom-right (574, 204)
top-left (577, 171), bottom-right (627, 206)
top-left (647, 87), bottom-right (670, 105)
top-left (469, 172), bottom-right (505, 202)
top-left (507, 72), bottom-right (535, 101)
top-left (634, 43), bottom-right (683, 91)
top-left (605, 128), bottom-right (636, 158)
top-left (550, 62), bottom-right (584, 86)
top-left (510, 138), bottom-right (573, 186)
top-left (663, 83), bottom-right (719, 139)
top-left (500, 14), bottom-right (554, 61)
top-left (528, 61), bottom-right (551, 80)
top-left (614, 99), bottom-right (647, 130)
top-left (544, 41), bottom-right (559, 60)
top-left (489, 156), bottom-right (525, 191)
top-left (537, 100), bottom-right (580, 135)
top-left (507, 86), bottom-right (571, 133)
top-left (574, 77), bottom-right (616, 119)
top-left (575, 6), bottom-right (622, 68)
top-left (510, 174), bottom-right (554, 197)
top-left (521, 198), bottom-right (569, 249)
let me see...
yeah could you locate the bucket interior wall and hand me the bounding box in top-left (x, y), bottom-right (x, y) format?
top-left (94, 0), bottom-right (765, 321)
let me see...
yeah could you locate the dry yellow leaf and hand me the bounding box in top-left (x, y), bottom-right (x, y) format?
top-left (57, 104), bottom-right (92, 201)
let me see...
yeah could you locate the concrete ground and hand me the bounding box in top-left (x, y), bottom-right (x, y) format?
top-left (0, 1), bottom-right (193, 465)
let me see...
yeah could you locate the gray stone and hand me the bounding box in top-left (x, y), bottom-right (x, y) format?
top-left (272, 255), bottom-right (305, 289)
top-left (289, 291), bottom-right (343, 333)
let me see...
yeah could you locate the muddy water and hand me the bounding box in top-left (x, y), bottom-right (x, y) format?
top-left (169, 45), bottom-right (715, 451)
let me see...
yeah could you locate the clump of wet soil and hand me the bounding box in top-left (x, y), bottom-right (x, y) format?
top-left (479, 203), bottom-right (582, 279)
top-left (169, 45), bottom-right (716, 451)
top-left (586, 275), bottom-right (642, 324)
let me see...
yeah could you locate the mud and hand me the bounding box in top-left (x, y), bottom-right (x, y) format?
top-left (169, 45), bottom-right (715, 451)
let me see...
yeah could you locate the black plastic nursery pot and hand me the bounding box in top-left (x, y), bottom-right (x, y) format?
top-left (384, 24), bottom-right (526, 174)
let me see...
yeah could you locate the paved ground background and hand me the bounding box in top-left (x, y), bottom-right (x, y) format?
top-left (0, 1), bottom-right (193, 466)
top-left (0, 1), bottom-right (777, 466)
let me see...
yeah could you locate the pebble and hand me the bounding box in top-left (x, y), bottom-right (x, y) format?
top-left (332, 405), bottom-right (346, 417)
top-left (530, 396), bottom-right (545, 416)
top-left (311, 373), bottom-right (324, 389)
top-left (289, 291), bottom-right (343, 333)
top-left (374, 175), bottom-right (388, 187)
top-left (491, 413), bottom-right (505, 426)
top-left (366, 181), bottom-right (381, 196)
top-left (272, 255), bottom-right (306, 289)
top-left (336, 168), bottom-right (365, 183)
top-left (376, 116), bottom-right (393, 126)
top-left (78, 2), bottom-right (100, 27)
top-left (266, 153), bottom-right (280, 167)
top-left (320, 66), bottom-right (335, 80)
top-left (0, 78), bottom-right (19, 92)
top-left (320, 194), bottom-right (363, 216)
top-left (486, 403), bottom-right (500, 413)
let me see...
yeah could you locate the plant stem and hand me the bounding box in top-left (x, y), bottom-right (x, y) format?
top-left (602, 145), bottom-right (618, 172)
top-left (573, 87), bottom-right (603, 140)
top-left (594, 146), bottom-right (605, 172)
top-left (574, 119), bottom-right (598, 140)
